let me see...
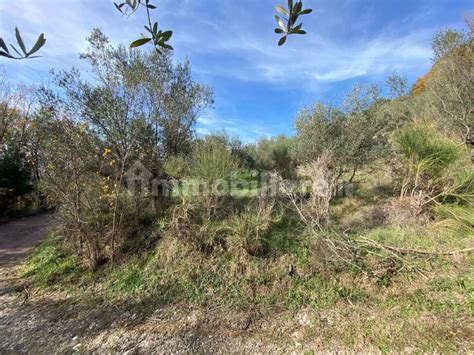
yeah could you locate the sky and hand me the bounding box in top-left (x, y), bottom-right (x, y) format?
top-left (0, 0), bottom-right (472, 141)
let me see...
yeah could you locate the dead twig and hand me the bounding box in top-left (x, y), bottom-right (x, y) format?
top-left (356, 236), bottom-right (474, 256)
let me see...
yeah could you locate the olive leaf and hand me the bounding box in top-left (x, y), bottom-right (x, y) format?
top-left (0, 28), bottom-right (46, 59)
top-left (114, 0), bottom-right (173, 54)
top-left (274, 0), bottom-right (312, 46)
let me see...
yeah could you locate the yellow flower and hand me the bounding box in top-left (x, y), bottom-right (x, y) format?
top-left (103, 148), bottom-right (112, 157)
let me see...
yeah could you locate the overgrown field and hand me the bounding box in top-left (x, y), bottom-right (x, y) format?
top-left (2, 25), bottom-right (473, 352)
top-left (23, 179), bottom-right (473, 351)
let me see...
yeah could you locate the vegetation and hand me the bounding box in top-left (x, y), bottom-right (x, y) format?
top-left (1, 17), bottom-right (473, 353)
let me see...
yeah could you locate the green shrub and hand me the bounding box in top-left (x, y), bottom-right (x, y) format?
top-left (226, 197), bottom-right (282, 256)
top-left (251, 135), bottom-right (296, 179)
top-left (393, 122), bottom-right (470, 205)
top-left (0, 151), bottom-right (35, 217)
top-left (162, 155), bottom-right (188, 179)
top-left (188, 137), bottom-right (239, 184)
top-left (394, 122), bottom-right (462, 179)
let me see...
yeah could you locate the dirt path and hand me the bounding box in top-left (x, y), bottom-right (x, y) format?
top-left (0, 213), bottom-right (53, 266)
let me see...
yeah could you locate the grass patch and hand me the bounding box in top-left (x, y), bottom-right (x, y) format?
top-left (21, 237), bottom-right (79, 289)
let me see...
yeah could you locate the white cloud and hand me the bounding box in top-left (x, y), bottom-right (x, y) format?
top-left (197, 112), bottom-right (273, 142)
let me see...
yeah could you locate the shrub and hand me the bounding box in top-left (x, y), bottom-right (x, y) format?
top-left (393, 122), bottom-right (469, 206)
top-left (162, 154), bottom-right (188, 179)
top-left (0, 151), bottom-right (34, 217)
top-left (394, 122), bottom-right (461, 178)
top-left (226, 195), bottom-right (282, 256)
top-left (251, 135), bottom-right (296, 179)
top-left (188, 136), bottom-right (239, 184)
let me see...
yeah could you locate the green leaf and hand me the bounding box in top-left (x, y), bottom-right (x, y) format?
top-left (160, 30), bottom-right (173, 41)
top-left (146, 4), bottom-right (156, 9)
top-left (153, 22), bottom-right (158, 35)
top-left (278, 36), bottom-right (287, 46)
top-left (293, 23), bottom-right (303, 31)
top-left (114, 2), bottom-right (125, 12)
top-left (0, 51), bottom-right (12, 58)
top-left (275, 15), bottom-right (287, 31)
top-left (15, 27), bottom-right (27, 55)
top-left (158, 42), bottom-right (173, 50)
top-left (275, 4), bottom-right (289, 17)
top-left (298, 8), bottom-right (312, 15)
top-left (130, 37), bottom-right (152, 48)
top-left (294, 1), bottom-right (302, 14)
top-left (27, 34), bottom-right (46, 56)
top-left (274, 28), bottom-right (284, 34)
top-left (0, 38), bottom-right (8, 53)
top-left (293, 29), bottom-right (306, 35)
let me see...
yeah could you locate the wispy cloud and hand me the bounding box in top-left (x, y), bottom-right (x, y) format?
top-left (162, 0), bottom-right (437, 88)
top-left (197, 112), bottom-right (273, 142)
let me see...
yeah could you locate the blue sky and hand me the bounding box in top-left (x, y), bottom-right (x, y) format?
top-left (1, 0), bottom-right (472, 141)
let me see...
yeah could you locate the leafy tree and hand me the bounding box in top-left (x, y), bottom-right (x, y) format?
top-left (0, 76), bottom-right (42, 215)
top-left (251, 135), bottom-right (296, 178)
top-left (292, 84), bottom-right (388, 181)
top-left (34, 29), bottom-right (212, 267)
top-left (424, 29), bottom-right (473, 144)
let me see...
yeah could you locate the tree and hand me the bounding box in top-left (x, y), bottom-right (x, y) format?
top-left (0, 75), bottom-right (42, 215)
top-left (291, 84), bottom-right (389, 182)
top-left (251, 135), bottom-right (296, 178)
top-left (424, 29), bottom-right (474, 145)
top-left (34, 29), bottom-right (213, 267)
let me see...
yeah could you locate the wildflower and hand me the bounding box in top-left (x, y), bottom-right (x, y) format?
top-left (103, 147), bottom-right (112, 157)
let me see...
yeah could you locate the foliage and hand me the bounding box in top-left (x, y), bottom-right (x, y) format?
top-left (0, 77), bottom-right (43, 216)
top-left (274, 0), bottom-right (313, 46)
top-left (187, 135), bottom-right (240, 184)
top-left (393, 122), bottom-right (471, 205)
top-left (412, 29), bottom-right (473, 143)
top-left (292, 84), bottom-right (388, 181)
top-left (394, 123), bottom-right (461, 178)
top-left (114, 0), bottom-right (173, 54)
top-left (226, 194), bottom-right (282, 256)
top-left (33, 29), bottom-right (212, 268)
top-left (162, 154), bottom-right (187, 179)
top-left (250, 135), bottom-right (296, 178)
top-left (0, 151), bottom-right (32, 194)
top-left (0, 27), bottom-right (46, 59)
